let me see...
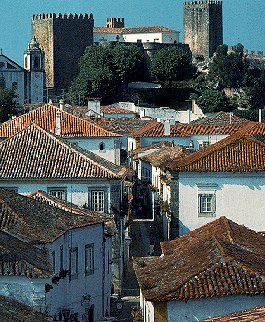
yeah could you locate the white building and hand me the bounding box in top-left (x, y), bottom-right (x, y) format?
top-left (0, 189), bottom-right (115, 321)
top-left (0, 38), bottom-right (45, 106)
top-left (0, 123), bottom-right (129, 291)
top-left (160, 129), bottom-right (265, 238)
top-left (0, 103), bottom-right (122, 165)
top-left (134, 217), bottom-right (265, 322)
top-left (94, 18), bottom-right (180, 44)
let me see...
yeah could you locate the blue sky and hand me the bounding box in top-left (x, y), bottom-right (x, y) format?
top-left (1, 0), bottom-right (265, 65)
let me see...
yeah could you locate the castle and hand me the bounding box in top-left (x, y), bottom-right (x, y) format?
top-left (32, 13), bottom-right (94, 94)
top-left (184, 1), bottom-right (223, 58)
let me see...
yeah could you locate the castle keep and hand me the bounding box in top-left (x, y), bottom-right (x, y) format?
top-left (184, 1), bottom-right (223, 58)
top-left (32, 13), bottom-right (94, 93)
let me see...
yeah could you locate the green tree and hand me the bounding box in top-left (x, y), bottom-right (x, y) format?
top-left (197, 88), bottom-right (231, 113)
top-left (209, 44), bottom-right (249, 88)
top-left (69, 45), bottom-right (117, 104)
top-left (151, 47), bottom-right (195, 82)
top-left (0, 75), bottom-right (16, 122)
top-left (113, 44), bottom-right (148, 83)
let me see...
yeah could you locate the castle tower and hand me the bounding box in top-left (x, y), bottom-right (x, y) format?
top-left (24, 37), bottom-right (45, 103)
top-left (105, 18), bottom-right (125, 28)
top-left (184, 1), bottom-right (223, 58)
top-left (31, 13), bottom-right (94, 93)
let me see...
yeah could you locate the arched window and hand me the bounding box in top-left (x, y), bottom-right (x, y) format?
top-left (34, 56), bottom-right (39, 69)
top-left (99, 142), bottom-right (105, 151)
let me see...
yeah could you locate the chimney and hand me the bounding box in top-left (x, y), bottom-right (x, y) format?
top-left (59, 99), bottom-right (64, 111)
top-left (56, 110), bottom-right (61, 135)
top-left (187, 109), bottom-right (191, 124)
top-left (259, 109), bottom-right (262, 123)
top-left (164, 119), bottom-right (170, 136)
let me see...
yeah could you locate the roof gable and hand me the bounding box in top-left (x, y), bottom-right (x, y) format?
top-left (168, 132), bottom-right (265, 172)
top-left (133, 217), bottom-right (265, 302)
top-left (0, 104), bottom-right (121, 138)
top-left (0, 123), bottom-right (127, 179)
top-left (0, 54), bottom-right (24, 71)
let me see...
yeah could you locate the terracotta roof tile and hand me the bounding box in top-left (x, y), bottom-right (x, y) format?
top-left (0, 296), bottom-right (53, 322)
top-left (97, 118), bottom-right (154, 135)
top-left (0, 189), bottom-right (111, 244)
top-left (101, 105), bottom-right (138, 115)
top-left (0, 104), bottom-right (121, 138)
top-left (141, 145), bottom-right (190, 167)
top-left (0, 123), bottom-right (127, 179)
top-left (129, 141), bottom-right (172, 156)
top-left (94, 26), bottom-right (176, 34)
top-left (133, 217), bottom-right (265, 302)
top-left (29, 190), bottom-right (116, 236)
top-left (168, 130), bottom-right (265, 172)
top-left (201, 306), bottom-right (265, 321)
top-left (0, 231), bottom-right (52, 278)
top-left (191, 112), bottom-right (250, 126)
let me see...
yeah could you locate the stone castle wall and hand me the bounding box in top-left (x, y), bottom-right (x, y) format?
top-left (184, 1), bottom-right (223, 58)
top-left (32, 13), bottom-right (94, 92)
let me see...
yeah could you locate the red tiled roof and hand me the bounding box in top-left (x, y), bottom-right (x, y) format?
top-left (0, 231), bottom-right (52, 278)
top-left (97, 118), bottom-right (154, 135)
top-left (0, 189), bottom-right (109, 244)
top-left (0, 104), bottom-right (121, 138)
top-left (94, 26), bottom-right (176, 34)
top-left (130, 122), bottom-right (243, 138)
top-left (168, 131), bottom-right (265, 172)
top-left (141, 145), bottom-right (189, 167)
top-left (30, 190), bottom-right (116, 236)
top-left (0, 123), bottom-right (127, 179)
top-left (129, 141), bottom-right (172, 156)
top-left (191, 112), bottom-right (250, 126)
top-left (0, 296), bottom-right (53, 322)
top-left (101, 105), bottom-right (138, 115)
top-left (201, 306), bottom-right (265, 321)
top-left (133, 217), bottom-right (265, 302)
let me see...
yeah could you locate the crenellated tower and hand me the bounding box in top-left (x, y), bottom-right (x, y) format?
top-left (184, 1), bottom-right (223, 58)
top-left (32, 13), bottom-right (94, 93)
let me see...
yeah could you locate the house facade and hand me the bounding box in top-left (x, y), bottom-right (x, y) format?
top-left (134, 217), bottom-right (265, 322)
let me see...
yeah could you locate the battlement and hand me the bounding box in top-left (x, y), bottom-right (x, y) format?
top-left (32, 13), bottom-right (93, 21)
top-left (184, 1), bottom-right (222, 6)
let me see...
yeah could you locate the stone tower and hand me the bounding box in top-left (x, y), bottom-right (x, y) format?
top-left (24, 37), bottom-right (45, 103)
top-left (184, 1), bottom-right (223, 58)
top-left (32, 13), bottom-right (94, 93)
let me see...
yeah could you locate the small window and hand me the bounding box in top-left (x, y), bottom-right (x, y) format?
top-left (47, 188), bottom-right (67, 200)
top-left (34, 56), bottom-right (40, 69)
top-left (198, 193), bottom-right (216, 217)
top-left (52, 250), bottom-right (56, 273)
top-left (60, 245), bottom-right (64, 271)
top-left (85, 244), bottom-right (94, 276)
top-left (12, 82), bottom-right (17, 90)
top-left (99, 142), bottom-right (105, 152)
top-left (91, 190), bottom-right (105, 212)
top-left (69, 247), bottom-right (78, 279)
top-left (199, 141), bottom-right (210, 150)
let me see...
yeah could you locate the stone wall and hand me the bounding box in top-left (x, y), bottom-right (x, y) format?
top-left (184, 1), bottom-right (223, 58)
top-left (32, 13), bottom-right (94, 92)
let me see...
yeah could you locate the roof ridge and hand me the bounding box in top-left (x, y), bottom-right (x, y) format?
top-left (221, 217), bottom-right (235, 243)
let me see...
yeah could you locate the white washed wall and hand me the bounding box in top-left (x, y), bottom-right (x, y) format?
top-left (167, 295), bottom-right (265, 322)
top-left (191, 134), bottom-right (229, 150)
top-left (178, 172), bottom-right (265, 235)
top-left (66, 137), bottom-right (121, 165)
top-left (46, 224), bottom-right (112, 320)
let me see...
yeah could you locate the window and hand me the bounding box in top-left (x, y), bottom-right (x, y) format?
top-left (198, 193), bottom-right (216, 217)
top-left (47, 188), bottom-right (67, 201)
top-left (91, 190), bottom-right (105, 212)
top-left (12, 82), bottom-right (17, 90)
top-left (99, 142), bottom-right (105, 152)
top-left (199, 141), bottom-right (210, 150)
top-left (69, 247), bottom-right (78, 279)
top-left (52, 251), bottom-right (56, 272)
top-left (60, 245), bottom-right (64, 271)
top-left (85, 244), bottom-right (94, 276)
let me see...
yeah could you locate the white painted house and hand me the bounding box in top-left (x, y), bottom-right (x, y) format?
top-left (94, 19), bottom-right (180, 44)
top-left (134, 217), bottom-right (265, 322)
top-left (161, 128), bottom-right (265, 238)
top-left (0, 123), bottom-right (129, 291)
top-left (0, 103), bottom-right (122, 165)
top-left (0, 37), bottom-right (45, 106)
top-left (0, 189), bottom-right (115, 322)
